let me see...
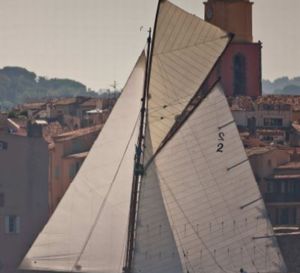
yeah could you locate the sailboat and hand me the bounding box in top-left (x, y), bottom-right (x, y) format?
top-left (21, 1), bottom-right (287, 273)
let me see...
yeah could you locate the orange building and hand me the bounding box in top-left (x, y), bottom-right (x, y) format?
top-left (48, 125), bottom-right (102, 213)
top-left (204, 0), bottom-right (262, 97)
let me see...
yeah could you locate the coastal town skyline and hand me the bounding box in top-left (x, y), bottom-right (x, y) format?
top-left (0, 0), bottom-right (299, 90)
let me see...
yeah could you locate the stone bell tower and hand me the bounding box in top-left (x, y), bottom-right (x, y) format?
top-left (204, 0), bottom-right (262, 97)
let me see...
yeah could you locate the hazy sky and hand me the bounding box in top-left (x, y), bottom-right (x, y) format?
top-left (0, 0), bottom-right (299, 90)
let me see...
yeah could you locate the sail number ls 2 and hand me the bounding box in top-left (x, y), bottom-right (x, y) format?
top-left (216, 132), bottom-right (225, 153)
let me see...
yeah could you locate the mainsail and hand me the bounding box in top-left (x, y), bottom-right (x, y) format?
top-left (132, 83), bottom-right (287, 273)
top-left (20, 53), bottom-right (146, 272)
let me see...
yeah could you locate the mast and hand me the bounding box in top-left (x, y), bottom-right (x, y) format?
top-left (123, 28), bottom-right (152, 273)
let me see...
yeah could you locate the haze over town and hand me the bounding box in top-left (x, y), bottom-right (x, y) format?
top-left (0, 0), bottom-right (299, 90)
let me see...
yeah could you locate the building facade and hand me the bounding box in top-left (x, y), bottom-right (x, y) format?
top-left (204, 0), bottom-right (262, 97)
top-left (0, 112), bottom-right (102, 273)
top-left (48, 125), bottom-right (102, 212)
top-left (0, 132), bottom-right (49, 273)
top-left (248, 147), bottom-right (300, 226)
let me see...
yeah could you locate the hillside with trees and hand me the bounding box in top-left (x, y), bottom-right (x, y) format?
top-left (0, 66), bottom-right (99, 110)
top-left (1, 66), bottom-right (299, 110)
top-left (262, 76), bottom-right (300, 95)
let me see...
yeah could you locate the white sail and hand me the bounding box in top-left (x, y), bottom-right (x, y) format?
top-left (148, 0), bottom-right (230, 152)
top-left (132, 127), bottom-right (183, 273)
top-left (20, 53), bottom-right (146, 272)
top-left (135, 84), bottom-right (286, 273)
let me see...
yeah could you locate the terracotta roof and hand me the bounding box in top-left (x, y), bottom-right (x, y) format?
top-left (42, 122), bottom-right (65, 143)
top-left (80, 98), bottom-right (101, 107)
top-left (228, 96), bottom-right (255, 111)
top-left (53, 125), bottom-right (102, 142)
top-left (256, 129), bottom-right (285, 136)
top-left (228, 95), bottom-right (300, 111)
top-left (242, 136), bottom-right (267, 148)
top-left (52, 96), bottom-right (93, 106)
top-left (256, 95), bottom-right (300, 110)
top-left (53, 97), bottom-right (77, 106)
top-left (21, 102), bottom-right (46, 110)
top-left (246, 146), bottom-right (275, 157)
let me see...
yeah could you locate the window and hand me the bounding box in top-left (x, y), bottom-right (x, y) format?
top-left (0, 193), bottom-right (4, 207)
top-left (233, 54), bottom-right (246, 96)
top-left (263, 118), bottom-right (283, 127)
top-left (288, 181), bottom-right (296, 193)
top-left (274, 208), bottom-right (298, 225)
top-left (281, 181), bottom-right (289, 193)
top-left (5, 215), bottom-right (20, 234)
top-left (0, 141), bottom-right (8, 150)
top-left (280, 208), bottom-right (289, 225)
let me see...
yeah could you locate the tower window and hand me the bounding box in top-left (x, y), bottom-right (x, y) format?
top-left (233, 54), bottom-right (246, 96)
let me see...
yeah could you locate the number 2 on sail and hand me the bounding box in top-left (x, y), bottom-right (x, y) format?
top-left (217, 132), bottom-right (225, 152)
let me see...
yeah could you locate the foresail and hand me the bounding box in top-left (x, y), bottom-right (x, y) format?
top-left (148, 0), bottom-right (230, 152)
top-left (20, 53), bottom-right (146, 273)
top-left (152, 84), bottom-right (287, 273)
